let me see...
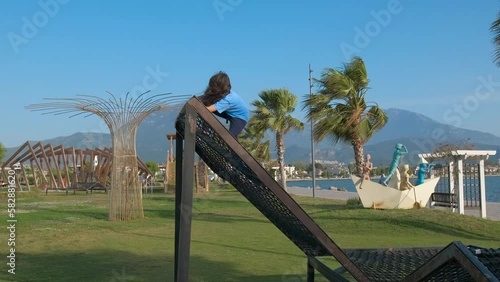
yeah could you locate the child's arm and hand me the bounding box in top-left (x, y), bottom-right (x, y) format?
top-left (207, 105), bottom-right (217, 112)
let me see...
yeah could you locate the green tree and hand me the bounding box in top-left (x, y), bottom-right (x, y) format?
top-left (251, 88), bottom-right (304, 191)
top-left (306, 162), bottom-right (324, 173)
top-left (290, 161), bottom-right (308, 178)
top-left (304, 57), bottom-right (388, 176)
top-left (145, 161), bottom-right (159, 177)
top-left (240, 117), bottom-right (271, 165)
top-left (491, 12), bottom-right (500, 66)
top-left (0, 142), bottom-right (6, 165)
top-left (291, 161), bottom-right (308, 172)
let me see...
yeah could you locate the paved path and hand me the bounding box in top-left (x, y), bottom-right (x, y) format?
top-left (288, 186), bottom-right (500, 221)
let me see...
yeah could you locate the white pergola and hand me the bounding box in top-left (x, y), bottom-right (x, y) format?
top-left (418, 150), bottom-right (497, 219)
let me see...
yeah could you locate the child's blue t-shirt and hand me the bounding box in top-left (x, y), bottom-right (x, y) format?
top-left (213, 91), bottom-right (249, 122)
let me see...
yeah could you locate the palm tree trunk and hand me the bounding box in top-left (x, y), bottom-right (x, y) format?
top-left (351, 138), bottom-right (364, 177)
top-left (276, 132), bottom-right (287, 191)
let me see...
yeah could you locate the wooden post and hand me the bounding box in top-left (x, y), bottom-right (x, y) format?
top-left (20, 164), bottom-right (30, 191)
top-left (30, 160), bottom-right (38, 188)
top-left (174, 105), bottom-right (197, 282)
top-left (197, 158), bottom-right (209, 192)
top-left (164, 152), bottom-right (169, 193)
top-left (48, 144), bottom-right (64, 189)
top-left (478, 159), bottom-right (487, 219)
top-left (457, 158), bottom-right (464, 215)
top-left (307, 258), bottom-right (315, 282)
top-left (194, 162), bottom-right (199, 193)
top-left (28, 142), bottom-right (48, 188)
top-left (448, 161), bottom-right (455, 212)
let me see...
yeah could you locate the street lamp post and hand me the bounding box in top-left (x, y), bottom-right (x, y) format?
top-left (309, 64), bottom-right (316, 198)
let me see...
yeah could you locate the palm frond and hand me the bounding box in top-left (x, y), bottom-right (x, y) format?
top-left (491, 12), bottom-right (500, 66)
top-left (304, 56), bottom-right (387, 172)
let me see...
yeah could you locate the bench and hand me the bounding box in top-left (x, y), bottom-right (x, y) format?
top-left (66, 182), bottom-right (108, 195)
top-left (431, 192), bottom-right (458, 208)
top-left (45, 187), bottom-right (67, 195)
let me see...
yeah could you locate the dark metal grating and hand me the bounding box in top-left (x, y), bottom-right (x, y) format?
top-left (345, 247), bottom-right (442, 281)
top-left (342, 247), bottom-right (481, 281)
top-left (469, 246), bottom-right (500, 278)
top-left (176, 113), bottom-right (331, 256)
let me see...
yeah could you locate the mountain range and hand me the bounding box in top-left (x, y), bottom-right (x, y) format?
top-left (5, 107), bottom-right (500, 166)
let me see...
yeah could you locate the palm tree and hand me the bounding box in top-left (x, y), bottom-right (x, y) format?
top-left (491, 12), bottom-right (500, 66)
top-left (239, 117), bottom-right (271, 165)
top-left (304, 57), bottom-right (388, 176)
top-left (251, 88), bottom-right (304, 191)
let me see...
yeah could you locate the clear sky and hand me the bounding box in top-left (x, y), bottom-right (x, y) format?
top-left (1, 0), bottom-right (499, 148)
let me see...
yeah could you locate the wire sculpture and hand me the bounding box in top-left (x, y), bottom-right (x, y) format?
top-left (27, 91), bottom-right (190, 221)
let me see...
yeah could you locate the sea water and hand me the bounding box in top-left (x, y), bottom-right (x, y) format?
top-left (287, 175), bottom-right (500, 203)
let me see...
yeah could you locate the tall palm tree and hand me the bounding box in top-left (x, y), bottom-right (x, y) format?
top-left (304, 57), bottom-right (388, 176)
top-left (239, 117), bottom-right (271, 165)
top-left (251, 88), bottom-right (304, 191)
top-left (491, 12), bottom-right (500, 66)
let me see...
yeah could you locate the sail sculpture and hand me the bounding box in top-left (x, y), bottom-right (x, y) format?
top-left (27, 92), bottom-right (188, 221)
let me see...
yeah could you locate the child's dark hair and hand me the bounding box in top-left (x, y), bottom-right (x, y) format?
top-left (199, 71), bottom-right (232, 106)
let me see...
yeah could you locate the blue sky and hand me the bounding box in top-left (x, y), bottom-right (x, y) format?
top-left (1, 0), bottom-right (499, 147)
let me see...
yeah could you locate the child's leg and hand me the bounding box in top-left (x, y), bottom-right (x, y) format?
top-left (213, 111), bottom-right (246, 138)
top-left (228, 118), bottom-right (247, 138)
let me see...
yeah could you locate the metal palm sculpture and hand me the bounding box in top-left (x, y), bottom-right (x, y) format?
top-left (27, 91), bottom-right (188, 221)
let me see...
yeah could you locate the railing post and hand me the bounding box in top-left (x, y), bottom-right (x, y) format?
top-left (478, 159), bottom-right (487, 219)
top-left (457, 158), bottom-right (464, 215)
top-left (174, 105), bottom-right (197, 282)
top-left (307, 258), bottom-right (315, 282)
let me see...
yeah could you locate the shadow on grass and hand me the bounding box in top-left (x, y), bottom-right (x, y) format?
top-left (2, 250), bottom-right (311, 282)
top-left (31, 201), bottom-right (267, 226)
top-left (35, 190), bottom-right (500, 243)
top-left (190, 238), bottom-right (304, 259)
top-left (193, 212), bottom-right (269, 224)
top-left (34, 206), bottom-right (109, 221)
top-left (299, 203), bottom-right (500, 243)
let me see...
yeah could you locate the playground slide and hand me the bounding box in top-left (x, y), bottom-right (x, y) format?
top-left (174, 97), bottom-right (500, 281)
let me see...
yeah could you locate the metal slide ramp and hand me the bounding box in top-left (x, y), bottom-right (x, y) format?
top-left (173, 97), bottom-right (500, 282)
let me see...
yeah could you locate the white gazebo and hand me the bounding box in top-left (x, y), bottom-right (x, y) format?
top-left (418, 150), bottom-right (497, 219)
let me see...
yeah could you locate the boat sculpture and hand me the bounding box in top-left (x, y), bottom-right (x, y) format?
top-left (351, 170), bottom-right (440, 209)
top-left (352, 144), bottom-right (439, 209)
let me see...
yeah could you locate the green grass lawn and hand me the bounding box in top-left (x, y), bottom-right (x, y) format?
top-left (1, 187), bottom-right (500, 282)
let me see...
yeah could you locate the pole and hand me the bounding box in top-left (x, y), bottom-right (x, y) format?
top-left (309, 64), bottom-right (316, 198)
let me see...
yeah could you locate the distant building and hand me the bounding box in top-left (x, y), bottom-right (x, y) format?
top-left (270, 165), bottom-right (297, 180)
